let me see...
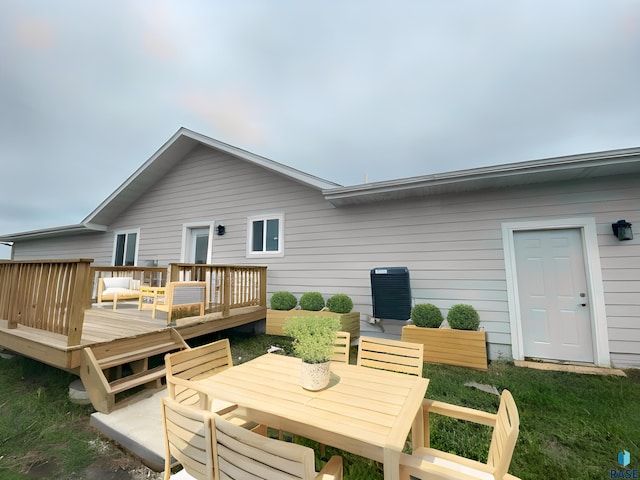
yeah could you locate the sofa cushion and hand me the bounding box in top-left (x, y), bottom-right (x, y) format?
top-left (102, 288), bottom-right (139, 297)
top-left (103, 277), bottom-right (131, 290)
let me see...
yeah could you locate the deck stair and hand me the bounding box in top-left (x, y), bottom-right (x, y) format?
top-left (80, 328), bottom-right (188, 414)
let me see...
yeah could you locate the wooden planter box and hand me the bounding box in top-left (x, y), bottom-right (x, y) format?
top-left (266, 309), bottom-right (360, 340)
top-left (401, 324), bottom-right (488, 371)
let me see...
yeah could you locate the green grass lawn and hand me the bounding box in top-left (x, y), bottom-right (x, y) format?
top-left (0, 333), bottom-right (639, 479)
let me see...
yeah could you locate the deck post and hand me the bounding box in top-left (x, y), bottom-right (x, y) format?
top-left (259, 266), bottom-right (267, 308)
top-left (7, 263), bottom-right (20, 329)
top-left (67, 259), bottom-right (93, 347)
top-left (222, 267), bottom-right (231, 316)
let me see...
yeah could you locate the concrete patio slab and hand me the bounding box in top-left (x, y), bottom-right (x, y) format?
top-left (90, 388), bottom-right (168, 472)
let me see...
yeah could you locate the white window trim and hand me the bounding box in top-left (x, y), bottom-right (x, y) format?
top-left (502, 217), bottom-right (610, 367)
top-left (112, 228), bottom-right (140, 267)
top-left (180, 222), bottom-right (214, 263)
top-left (246, 213), bottom-right (285, 258)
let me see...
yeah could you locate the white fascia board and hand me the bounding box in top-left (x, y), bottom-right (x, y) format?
top-left (0, 223), bottom-right (107, 241)
top-left (324, 147), bottom-right (640, 205)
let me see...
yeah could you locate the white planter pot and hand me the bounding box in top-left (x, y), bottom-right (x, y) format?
top-left (300, 361), bottom-right (331, 391)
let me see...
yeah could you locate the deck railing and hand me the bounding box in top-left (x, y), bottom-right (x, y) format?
top-left (170, 263), bottom-right (267, 316)
top-left (0, 259), bottom-right (93, 346)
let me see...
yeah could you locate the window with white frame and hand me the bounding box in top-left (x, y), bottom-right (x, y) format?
top-left (113, 230), bottom-right (139, 266)
top-left (247, 213), bottom-right (284, 257)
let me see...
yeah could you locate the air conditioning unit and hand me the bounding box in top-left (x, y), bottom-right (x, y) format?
top-left (370, 267), bottom-right (411, 321)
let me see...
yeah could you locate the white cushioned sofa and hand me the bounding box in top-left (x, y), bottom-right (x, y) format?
top-left (97, 276), bottom-right (141, 309)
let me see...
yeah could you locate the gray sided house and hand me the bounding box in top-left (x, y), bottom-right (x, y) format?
top-left (2, 128), bottom-right (639, 368)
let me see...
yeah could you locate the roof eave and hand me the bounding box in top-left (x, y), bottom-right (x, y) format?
top-left (324, 147), bottom-right (640, 206)
top-left (0, 223), bottom-right (107, 242)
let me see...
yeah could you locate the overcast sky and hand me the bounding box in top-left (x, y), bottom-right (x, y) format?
top-left (1, 1), bottom-right (639, 259)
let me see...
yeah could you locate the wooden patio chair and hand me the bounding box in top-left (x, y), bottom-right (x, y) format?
top-left (330, 331), bottom-right (351, 364)
top-left (357, 336), bottom-right (424, 376)
top-left (165, 339), bottom-right (266, 435)
top-left (399, 389), bottom-right (520, 480)
top-left (213, 406), bottom-right (343, 480)
top-left (161, 396), bottom-right (343, 480)
top-left (161, 396), bottom-right (217, 480)
top-left (153, 281), bottom-right (206, 325)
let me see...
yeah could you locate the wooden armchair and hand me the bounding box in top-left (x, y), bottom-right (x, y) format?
top-left (357, 336), bottom-right (424, 376)
top-left (153, 281), bottom-right (206, 324)
top-left (400, 389), bottom-right (520, 480)
top-left (164, 339), bottom-right (266, 435)
top-left (161, 396), bottom-right (343, 480)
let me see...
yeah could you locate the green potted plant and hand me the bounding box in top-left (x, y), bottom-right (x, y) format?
top-left (410, 303), bottom-right (443, 328)
top-left (401, 303), bottom-right (488, 370)
top-left (270, 291), bottom-right (298, 311)
top-left (299, 291), bottom-right (325, 311)
top-left (326, 294), bottom-right (353, 314)
top-left (447, 304), bottom-right (481, 331)
top-left (283, 316), bottom-right (341, 390)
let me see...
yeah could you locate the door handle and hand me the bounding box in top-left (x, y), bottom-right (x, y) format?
top-left (579, 292), bottom-right (587, 307)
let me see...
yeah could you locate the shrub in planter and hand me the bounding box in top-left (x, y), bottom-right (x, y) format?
top-left (410, 303), bottom-right (443, 328)
top-left (326, 294), bottom-right (353, 314)
top-left (270, 291), bottom-right (298, 311)
top-left (299, 292), bottom-right (325, 311)
top-left (447, 304), bottom-right (480, 331)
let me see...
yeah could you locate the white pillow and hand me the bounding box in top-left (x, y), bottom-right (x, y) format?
top-left (103, 277), bottom-right (131, 290)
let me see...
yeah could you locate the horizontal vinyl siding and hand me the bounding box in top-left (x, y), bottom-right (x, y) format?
top-left (10, 143), bottom-right (640, 366)
top-left (11, 233), bottom-right (112, 263)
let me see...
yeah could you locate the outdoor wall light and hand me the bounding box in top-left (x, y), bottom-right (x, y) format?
top-left (216, 224), bottom-right (226, 236)
top-left (612, 220), bottom-right (633, 241)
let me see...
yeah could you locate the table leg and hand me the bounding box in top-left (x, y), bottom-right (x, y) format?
top-left (411, 403), bottom-right (425, 450)
top-left (384, 447), bottom-right (400, 480)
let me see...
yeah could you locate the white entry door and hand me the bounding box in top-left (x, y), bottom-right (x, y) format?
top-left (514, 229), bottom-right (594, 363)
top-left (188, 227), bottom-right (210, 264)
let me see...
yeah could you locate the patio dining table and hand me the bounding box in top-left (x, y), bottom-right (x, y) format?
top-left (191, 353), bottom-right (429, 480)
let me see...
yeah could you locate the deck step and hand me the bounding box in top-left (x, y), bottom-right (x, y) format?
top-left (109, 365), bottom-right (167, 395)
top-left (97, 341), bottom-right (181, 370)
top-left (80, 328), bottom-right (189, 414)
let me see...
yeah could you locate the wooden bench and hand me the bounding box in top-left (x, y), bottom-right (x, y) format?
top-left (152, 281), bottom-right (206, 324)
top-left (80, 329), bottom-right (189, 413)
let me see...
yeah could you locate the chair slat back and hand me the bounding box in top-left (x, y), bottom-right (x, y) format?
top-left (165, 339), bottom-right (233, 406)
top-left (488, 389), bottom-right (520, 478)
top-left (330, 331), bottom-right (351, 363)
top-left (213, 414), bottom-right (316, 480)
top-left (161, 396), bottom-right (216, 480)
top-left (357, 336), bottom-right (424, 376)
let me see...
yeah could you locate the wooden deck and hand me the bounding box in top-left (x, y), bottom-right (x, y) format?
top-left (0, 260), bottom-right (268, 412)
top-left (0, 302), bottom-right (266, 373)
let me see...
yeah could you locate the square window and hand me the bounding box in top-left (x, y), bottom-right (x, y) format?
top-left (113, 231), bottom-right (138, 266)
top-left (247, 214), bottom-right (284, 257)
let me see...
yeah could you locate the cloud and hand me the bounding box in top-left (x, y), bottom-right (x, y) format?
top-left (181, 90), bottom-right (267, 146)
top-left (0, 0), bottom-right (638, 237)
